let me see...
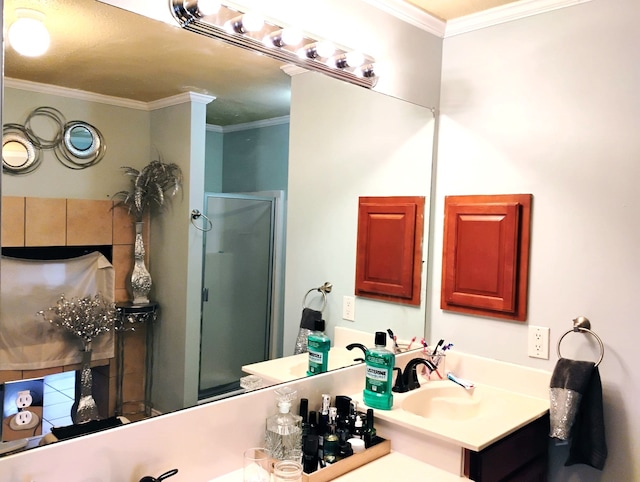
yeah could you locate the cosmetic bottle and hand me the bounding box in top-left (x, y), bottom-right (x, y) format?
top-left (318, 393), bottom-right (331, 446)
top-left (352, 414), bottom-right (364, 439)
top-left (334, 395), bottom-right (352, 432)
top-left (299, 398), bottom-right (310, 440)
top-left (323, 407), bottom-right (339, 464)
top-left (363, 408), bottom-right (377, 448)
top-left (307, 319), bottom-right (330, 375)
top-left (265, 387), bottom-right (303, 461)
top-left (302, 434), bottom-right (319, 474)
top-left (363, 331), bottom-right (395, 410)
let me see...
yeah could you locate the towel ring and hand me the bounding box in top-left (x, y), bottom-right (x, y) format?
top-left (190, 209), bottom-right (213, 232)
top-left (556, 316), bottom-right (604, 367)
top-left (302, 282), bottom-right (332, 312)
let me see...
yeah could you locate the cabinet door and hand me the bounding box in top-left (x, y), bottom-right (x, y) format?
top-left (464, 414), bottom-right (549, 481)
top-left (441, 194), bottom-right (532, 321)
top-left (355, 196), bottom-right (425, 306)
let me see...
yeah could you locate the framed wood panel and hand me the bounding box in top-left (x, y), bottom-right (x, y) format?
top-left (441, 194), bottom-right (532, 321)
top-left (355, 196), bottom-right (425, 306)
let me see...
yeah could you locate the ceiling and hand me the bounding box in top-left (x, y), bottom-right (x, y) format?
top-left (3, 0), bottom-right (523, 126)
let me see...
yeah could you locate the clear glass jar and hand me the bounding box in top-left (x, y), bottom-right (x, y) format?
top-left (273, 460), bottom-right (303, 482)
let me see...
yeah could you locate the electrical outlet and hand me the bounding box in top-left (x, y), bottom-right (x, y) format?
top-left (342, 296), bottom-right (355, 321)
top-left (528, 326), bottom-right (550, 359)
top-left (14, 410), bottom-right (33, 426)
top-left (16, 390), bottom-right (32, 409)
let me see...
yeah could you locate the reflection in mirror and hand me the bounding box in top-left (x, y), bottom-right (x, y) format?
top-left (1, 0), bottom-right (434, 454)
top-left (66, 125), bottom-right (94, 153)
top-left (2, 129), bottom-right (39, 173)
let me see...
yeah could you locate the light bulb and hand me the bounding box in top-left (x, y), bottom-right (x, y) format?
top-left (241, 12), bottom-right (264, 32)
top-left (225, 12), bottom-right (264, 33)
top-left (8, 16), bottom-right (50, 57)
top-left (345, 51), bottom-right (365, 68)
top-left (280, 28), bottom-right (303, 46)
top-left (196, 0), bottom-right (221, 16)
top-left (315, 41), bottom-right (335, 58)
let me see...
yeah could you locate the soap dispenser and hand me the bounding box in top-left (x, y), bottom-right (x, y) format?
top-left (265, 387), bottom-right (303, 462)
top-left (363, 331), bottom-right (395, 410)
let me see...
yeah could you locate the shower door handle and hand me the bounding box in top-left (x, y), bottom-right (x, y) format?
top-left (202, 288), bottom-right (209, 302)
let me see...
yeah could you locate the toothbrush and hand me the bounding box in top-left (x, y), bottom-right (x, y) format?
top-left (447, 372), bottom-right (474, 389)
top-left (387, 329), bottom-right (399, 349)
top-left (432, 339), bottom-right (444, 355)
top-left (407, 336), bottom-right (416, 350)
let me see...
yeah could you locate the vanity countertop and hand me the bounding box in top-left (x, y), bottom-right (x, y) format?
top-left (242, 347), bottom-right (363, 385)
top-left (350, 379), bottom-right (549, 452)
top-left (210, 451), bottom-right (469, 481)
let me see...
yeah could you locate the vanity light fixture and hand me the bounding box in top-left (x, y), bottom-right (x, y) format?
top-left (170, 0), bottom-right (378, 89)
top-left (8, 9), bottom-right (50, 57)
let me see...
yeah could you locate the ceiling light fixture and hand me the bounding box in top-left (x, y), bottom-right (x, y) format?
top-left (171, 0), bottom-right (378, 89)
top-left (8, 9), bottom-right (50, 57)
top-left (196, 0), bottom-right (221, 16)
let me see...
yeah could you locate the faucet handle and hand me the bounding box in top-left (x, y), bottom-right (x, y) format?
top-left (392, 367), bottom-right (409, 393)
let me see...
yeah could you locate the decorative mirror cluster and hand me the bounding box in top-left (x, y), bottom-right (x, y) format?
top-left (2, 106), bottom-right (106, 174)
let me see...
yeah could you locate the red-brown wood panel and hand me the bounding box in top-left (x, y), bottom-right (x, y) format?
top-left (441, 194), bottom-right (532, 321)
top-left (356, 196), bottom-right (425, 306)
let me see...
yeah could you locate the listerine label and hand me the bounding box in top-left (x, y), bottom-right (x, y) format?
top-left (365, 366), bottom-right (389, 392)
top-left (308, 348), bottom-right (325, 374)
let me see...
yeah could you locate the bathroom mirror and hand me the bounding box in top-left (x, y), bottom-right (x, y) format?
top-left (1, 0), bottom-right (433, 452)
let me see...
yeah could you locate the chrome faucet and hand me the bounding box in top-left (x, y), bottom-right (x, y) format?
top-left (392, 358), bottom-right (436, 393)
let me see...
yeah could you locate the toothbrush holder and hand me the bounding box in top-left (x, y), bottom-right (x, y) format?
top-left (422, 348), bottom-right (445, 380)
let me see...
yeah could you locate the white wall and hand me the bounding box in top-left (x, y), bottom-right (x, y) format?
top-left (433, 0), bottom-right (640, 479)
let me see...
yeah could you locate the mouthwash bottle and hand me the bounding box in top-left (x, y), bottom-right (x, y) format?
top-left (363, 331), bottom-right (395, 410)
top-left (307, 319), bottom-right (330, 376)
top-left (265, 387), bottom-right (303, 461)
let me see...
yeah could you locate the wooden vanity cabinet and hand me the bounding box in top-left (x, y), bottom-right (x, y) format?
top-left (463, 414), bottom-right (549, 482)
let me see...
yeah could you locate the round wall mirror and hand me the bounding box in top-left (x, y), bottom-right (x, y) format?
top-left (63, 122), bottom-right (101, 159)
top-left (2, 128), bottom-right (40, 174)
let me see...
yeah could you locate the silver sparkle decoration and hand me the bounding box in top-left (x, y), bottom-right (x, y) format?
top-left (38, 293), bottom-right (116, 344)
top-left (39, 293), bottom-right (117, 423)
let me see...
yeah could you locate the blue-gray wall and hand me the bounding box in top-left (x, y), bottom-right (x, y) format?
top-left (205, 122), bottom-right (289, 194)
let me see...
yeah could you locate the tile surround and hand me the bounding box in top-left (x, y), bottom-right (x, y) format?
top-left (1, 196), bottom-right (149, 419)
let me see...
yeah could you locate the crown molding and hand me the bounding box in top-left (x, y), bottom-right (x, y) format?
top-left (209, 115), bottom-right (291, 133)
top-left (3, 77), bottom-right (150, 110)
top-left (4, 77), bottom-right (216, 111)
top-left (369, 0), bottom-right (592, 38)
top-left (362, 0), bottom-right (446, 37)
top-left (148, 92), bottom-right (216, 110)
top-left (445, 0), bottom-right (593, 37)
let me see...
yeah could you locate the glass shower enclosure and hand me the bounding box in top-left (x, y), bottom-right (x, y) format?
top-left (198, 192), bottom-right (281, 400)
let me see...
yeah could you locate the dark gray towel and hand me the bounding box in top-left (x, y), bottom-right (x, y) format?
top-left (549, 357), bottom-right (607, 470)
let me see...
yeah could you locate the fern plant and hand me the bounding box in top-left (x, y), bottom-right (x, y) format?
top-left (112, 159), bottom-right (183, 222)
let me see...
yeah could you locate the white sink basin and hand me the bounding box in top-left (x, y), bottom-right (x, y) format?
top-left (401, 384), bottom-right (486, 421)
top-left (242, 347), bottom-right (363, 385)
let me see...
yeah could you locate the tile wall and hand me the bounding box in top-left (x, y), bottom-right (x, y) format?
top-left (0, 196), bottom-right (149, 419)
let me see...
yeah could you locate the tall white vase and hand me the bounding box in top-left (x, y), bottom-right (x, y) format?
top-left (131, 221), bottom-right (152, 304)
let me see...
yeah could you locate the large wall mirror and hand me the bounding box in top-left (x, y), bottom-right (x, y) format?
top-left (1, 0), bottom-right (435, 453)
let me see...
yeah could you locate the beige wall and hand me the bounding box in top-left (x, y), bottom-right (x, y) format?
top-left (2, 86), bottom-right (151, 199)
